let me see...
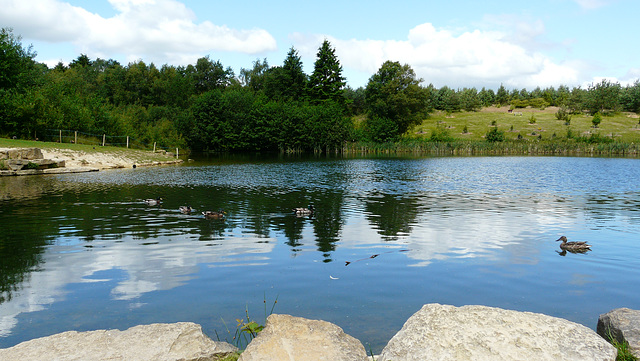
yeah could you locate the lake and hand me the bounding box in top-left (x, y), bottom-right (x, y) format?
top-left (1, 154), bottom-right (640, 352)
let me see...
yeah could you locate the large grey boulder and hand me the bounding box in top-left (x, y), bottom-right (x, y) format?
top-left (598, 308), bottom-right (640, 357)
top-left (238, 314), bottom-right (368, 361)
top-left (0, 322), bottom-right (237, 361)
top-left (379, 303), bottom-right (617, 361)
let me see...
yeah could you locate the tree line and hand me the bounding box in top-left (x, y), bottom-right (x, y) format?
top-left (2, 28), bottom-right (640, 151)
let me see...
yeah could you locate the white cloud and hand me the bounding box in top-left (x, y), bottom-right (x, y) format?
top-left (295, 23), bottom-right (581, 89)
top-left (0, 0), bottom-right (277, 65)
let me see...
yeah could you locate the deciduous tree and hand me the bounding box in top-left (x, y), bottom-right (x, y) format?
top-left (365, 61), bottom-right (429, 140)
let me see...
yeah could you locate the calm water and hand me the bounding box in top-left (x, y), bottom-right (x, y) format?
top-left (1, 155), bottom-right (640, 352)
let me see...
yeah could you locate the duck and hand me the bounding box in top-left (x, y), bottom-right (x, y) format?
top-left (202, 210), bottom-right (226, 220)
top-left (179, 205), bottom-right (193, 214)
top-left (556, 236), bottom-right (591, 251)
top-left (292, 205), bottom-right (314, 216)
top-left (144, 197), bottom-right (163, 206)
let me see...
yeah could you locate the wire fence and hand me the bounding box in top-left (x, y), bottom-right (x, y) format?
top-left (39, 129), bottom-right (175, 153)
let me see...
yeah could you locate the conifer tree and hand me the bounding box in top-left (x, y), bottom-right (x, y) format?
top-left (307, 39), bottom-right (346, 104)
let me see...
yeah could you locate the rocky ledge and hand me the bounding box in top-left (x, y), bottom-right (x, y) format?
top-left (1, 304), bottom-right (635, 361)
top-left (1, 147), bottom-right (182, 176)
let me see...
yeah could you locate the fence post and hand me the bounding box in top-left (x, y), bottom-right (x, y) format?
top-left (126, 136), bottom-right (129, 148)
top-left (74, 131), bottom-right (77, 144)
top-left (59, 129), bottom-right (62, 143)
top-left (102, 134), bottom-right (105, 147)
top-left (153, 142), bottom-right (156, 152)
top-left (176, 148), bottom-right (179, 159)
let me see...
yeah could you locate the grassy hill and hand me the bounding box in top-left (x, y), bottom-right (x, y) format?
top-left (414, 106), bottom-right (640, 142)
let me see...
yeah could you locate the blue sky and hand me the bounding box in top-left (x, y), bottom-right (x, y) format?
top-left (1, 0), bottom-right (638, 90)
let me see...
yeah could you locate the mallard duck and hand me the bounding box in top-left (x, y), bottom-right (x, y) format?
top-left (292, 205), bottom-right (314, 216)
top-left (556, 236), bottom-right (591, 251)
top-left (144, 197), bottom-right (163, 206)
top-left (202, 210), bottom-right (226, 219)
top-left (179, 205), bottom-right (193, 214)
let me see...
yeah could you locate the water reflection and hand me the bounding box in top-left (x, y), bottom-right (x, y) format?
top-left (2, 156), bottom-right (640, 349)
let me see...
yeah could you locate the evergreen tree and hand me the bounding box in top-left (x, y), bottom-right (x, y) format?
top-left (307, 39), bottom-right (346, 104)
top-left (263, 47), bottom-right (307, 101)
top-left (281, 47), bottom-right (307, 99)
top-left (496, 83), bottom-right (509, 106)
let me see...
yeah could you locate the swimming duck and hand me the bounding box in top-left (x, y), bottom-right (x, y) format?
top-left (202, 210), bottom-right (226, 219)
top-left (179, 205), bottom-right (193, 214)
top-left (144, 197), bottom-right (163, 206)
top-left (292, 205), bottom-right (314, 216)
top-left (556, 236), bottom-right (591, 251)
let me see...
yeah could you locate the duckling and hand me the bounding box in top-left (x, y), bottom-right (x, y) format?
top-left (556, 236), bottom-right (591, 251)
top-left (202, 210), bottom-right (226, 219)
top-left (144, 197), bottom-right (163, 206)
top-left (179, 205), bottom-right (193, 214)
top-left (292, 205), bottom-right (314, 216)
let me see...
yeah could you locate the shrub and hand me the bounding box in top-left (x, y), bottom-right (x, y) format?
top-left (26, 162), bottom-right (39, 169)
top-left (576, 132), bottom-right (613, 144)
top-left (555, 107), bottom-right (572, 125)
top-left (592, 112), bottom-right (602, 128)
top-left (430, 127), bottom-right (453, 142)
top-left (485, 126), bottom-right (505, 142)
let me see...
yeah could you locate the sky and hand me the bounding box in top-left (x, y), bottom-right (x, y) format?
top-left (1, 0), bottom-right (639, 90)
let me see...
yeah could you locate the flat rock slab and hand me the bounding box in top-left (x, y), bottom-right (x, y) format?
top-left (238, 314), bottom-right (368, 361)
top-left (379, 303), bottom-right (617, 361)
top-left (598, 308), bottom-right (640, 358)
top-left (0, 322), bottom-right (237, 361)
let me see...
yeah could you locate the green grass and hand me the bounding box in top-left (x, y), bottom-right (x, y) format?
top-left (613, 339), bottom-right (638, 361)
top-left (414, 106), bottom-right (640, 143)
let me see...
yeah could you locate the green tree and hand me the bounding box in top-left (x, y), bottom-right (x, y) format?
top-left (585, 79), bottom-right (621, 115)
top-left (191, 56), bottom-right (234, 94)
top-left (263, 47), bottom-right (307, 101)
top-left (307, 39), bottom-right (346, 104)
top-left (459, 87), bottom-right (482, 111)
top-left (567, 86), bottom-right (586, 114)
top-left (343, 86), bottom-right (365, 115)
top-left (280, 47), bottom-right (307, 99)
top-left (434, 86), bottom-right (460, 112)
top-left (496, 84), bottom-right (509, 106)
top-left (69, 54), bottom-right (92, 69)
top-left (240, 58), bottom-right (270, 92)
top-left (478, 87), bottom-right (495, 107)
top-left (0, 28), bottom-right (42, 136)
top-left (620, 80), bottom-right (640, 113)
top-left (364, 61), bottom-right (429, 140)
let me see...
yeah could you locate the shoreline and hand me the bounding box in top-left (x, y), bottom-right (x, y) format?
top-left (0, 146), bottom-right (183, 176)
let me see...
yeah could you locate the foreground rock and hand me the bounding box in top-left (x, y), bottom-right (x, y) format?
top-left (0, 322), bottom-right (237, 361)
top-left (379, 304), bottom-right (617, 361)
top-left (598, 308), bottom-right (640, 357)
top-left (238, 314), bottom-right (368, 361)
